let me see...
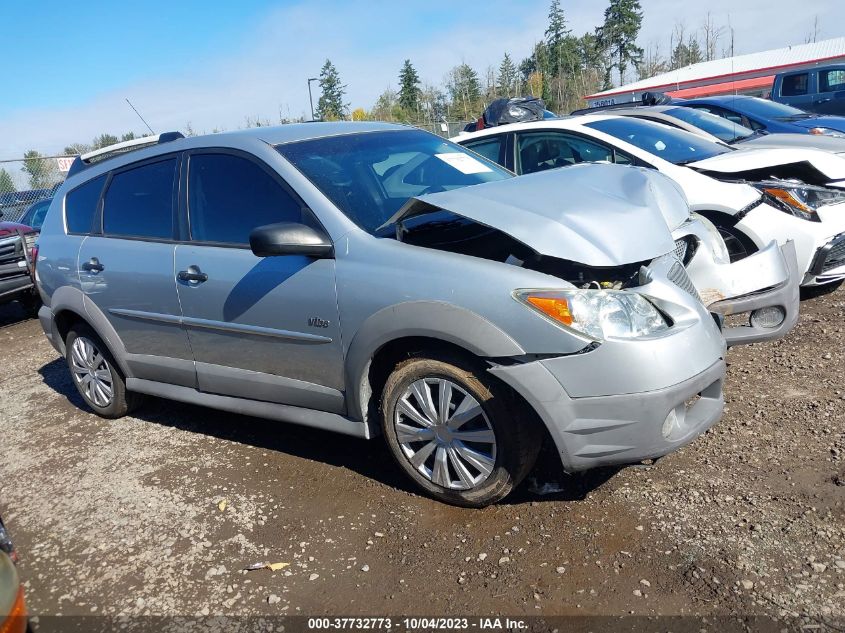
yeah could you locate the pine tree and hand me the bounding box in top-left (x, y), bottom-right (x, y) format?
top-left (498, 53), bottom-right (518, 97)
top-left (0, 169), bottom-right (15, 194)
top-left (447, 63), bottom-right (481, 120)
top-left (398, 59), bottom-right (421, 115)
top-left (597, 0), bottom-right (644, 85)
top-left (316, 59), bottom-right (348, 121)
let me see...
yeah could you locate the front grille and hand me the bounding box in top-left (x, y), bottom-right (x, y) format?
top-left (0, 235), bottom-right (25, 267)
top-left (668, 260), bottom-right (701, 302)
top-left (821, 233), bottom-right (845, 273)
top-left (673, 238), bottom-right (688, 263)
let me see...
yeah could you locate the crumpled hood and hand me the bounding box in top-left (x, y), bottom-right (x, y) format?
top-left (686, 147), bottom-right (845, 181)
top-left (390, 163), bottom-right (679, 267)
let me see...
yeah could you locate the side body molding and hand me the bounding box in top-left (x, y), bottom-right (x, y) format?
top-left (344, 301), bottom-right (526, 422)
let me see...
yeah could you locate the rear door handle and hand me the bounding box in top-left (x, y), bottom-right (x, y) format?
top-left (81, 257), bottom-right (104, 273)
top-left (177, 266), bottom-right (208, 283)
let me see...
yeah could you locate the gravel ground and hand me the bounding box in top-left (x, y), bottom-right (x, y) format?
top-left (0, 287), bottom-right (842, 628)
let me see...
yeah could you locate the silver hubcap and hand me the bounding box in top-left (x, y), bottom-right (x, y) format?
top-left (394, 378), bottom-right (497, 491)
top-left (70, 336), bottom-right (114, 408)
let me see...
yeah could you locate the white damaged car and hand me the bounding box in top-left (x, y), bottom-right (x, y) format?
top-left (455, 117), bottom-right (808, 346)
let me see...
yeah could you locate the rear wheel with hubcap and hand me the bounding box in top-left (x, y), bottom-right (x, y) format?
top-left (66, 324), bottom-right (139, 418)
top-left (381, 354), bottom-right (540, 507)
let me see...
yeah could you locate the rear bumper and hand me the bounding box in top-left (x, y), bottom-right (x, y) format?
top-left (38, 304), bottom-right (63, 355)
top-left (708, 241), bottom-right (800, 346)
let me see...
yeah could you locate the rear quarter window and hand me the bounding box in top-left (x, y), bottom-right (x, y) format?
top-left (65, 175), bottom-right (106, 234)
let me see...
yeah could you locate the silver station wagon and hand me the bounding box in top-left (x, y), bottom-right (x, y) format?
top-left (34, 123), bottom-right (726, 506)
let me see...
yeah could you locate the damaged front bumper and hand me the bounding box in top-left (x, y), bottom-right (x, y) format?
top-left (706, 241), bottom-right (800, 346)
top-left (489, 269), bottom-right (727, 473)
top-left (682, 218), bottom-right (800, 346)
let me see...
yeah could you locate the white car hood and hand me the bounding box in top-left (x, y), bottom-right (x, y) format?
top-left (389, 163), bottom-right (680, 267)
top-left (687, 147), bottom-right (845, 182)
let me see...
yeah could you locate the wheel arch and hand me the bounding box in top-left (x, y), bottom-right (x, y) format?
top-left (344, 301), bottom-right (526, 423)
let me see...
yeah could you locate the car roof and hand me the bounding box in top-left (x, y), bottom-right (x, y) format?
top-left (453, 114), bottom-right (620, 140)
top-left (684, 95), bottom-right (756, 105)
top-left (214, 121), bottom-right (410, 145)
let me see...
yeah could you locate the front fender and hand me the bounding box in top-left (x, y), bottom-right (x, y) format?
top-left (344, 301), bottom-right (526, 421)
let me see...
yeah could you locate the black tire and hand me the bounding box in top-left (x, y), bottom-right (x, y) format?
top-left (65, 323), bottom-right (140, 418)
top-left (380, 353), bottom-right (541, 508)
top-left (714, 221), bottom-right (758, 263)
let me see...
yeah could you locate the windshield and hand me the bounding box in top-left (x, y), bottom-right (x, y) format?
top-left (585, 117), bottom-right (731, 164)
top-left (723, 97), bottom-right (813, 120)
top-left (277, 129), bottom-right (512, 234)
top-left (665, 107), bottom-right (755, 143)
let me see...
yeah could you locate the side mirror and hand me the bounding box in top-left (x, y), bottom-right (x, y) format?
top-left (249, 222), bottom-right (334, 258)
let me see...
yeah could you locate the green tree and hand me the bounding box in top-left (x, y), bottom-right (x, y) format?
top-left (315, 59), bottom-right (348, 121)
top-left (63, 142), bottom-right (91, 155)
top-left (370, 88), bottom-right (398, 121)
top-left (92, 134), bottom-right (119, 150)
top-left (398, 59), bottom-right (421, 115)
top-left (22, 150), bottom-right (54, 189)
top-left (498, 52), bottom-right (518, 97)
top-left (671, 37), bottom-right (703, 69)
top-left (121, 132), bottom-right (137, 142)
top-left (447, 63), bottom-right (481, 120)
top-left (597, 0), bottom-right (644, 86)
top-left (0, 169), bottom-right (15, 194)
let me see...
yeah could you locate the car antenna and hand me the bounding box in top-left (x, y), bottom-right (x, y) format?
top-left (125, 98), bottom-right (156, 135)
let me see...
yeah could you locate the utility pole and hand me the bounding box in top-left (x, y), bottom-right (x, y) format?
top-left (307, 77), bottom-right (319, 121)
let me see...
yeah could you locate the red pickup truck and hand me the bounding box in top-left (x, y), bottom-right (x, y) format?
top-left (0, 220), bottom-right (39, 315)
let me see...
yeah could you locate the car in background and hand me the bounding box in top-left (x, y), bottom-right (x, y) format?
top-left (455, 114), bottom-right (845, 290)
top-left (772, 65), bottom-right (845, 116)
top-left (0, 218), bottom-right (39, 315)
top-left (580, 104), bottom-right (845, 155)
top-left (679, 95), bottom-right (845, 137)
top-left (35, 124), bottom-right (728, 507)
top-left (0, 517), bottom-right (26, 633)
top-left (17, 198), bottom-right (51, 232)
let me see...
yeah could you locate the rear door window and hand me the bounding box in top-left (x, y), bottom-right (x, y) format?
top-left (103, 158), bottom-right (178, 239)
top-left (65, 175), bottom-right (106, 234)
top-left (820, 69), bottom-right (845, 93)
top-left (187, 153), bottom-right (304, 245)
top-left (781, 73), bottom-right (809, 96)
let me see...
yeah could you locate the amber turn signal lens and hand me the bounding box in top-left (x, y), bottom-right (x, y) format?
top-left (763, 187), bottom-right (813, 213)
top-left (0, 587), bottom-right (27, 633)
top-left (526, 296), bottom-right (573, 326)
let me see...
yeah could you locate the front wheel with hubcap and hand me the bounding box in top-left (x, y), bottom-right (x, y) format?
top-left (66, 324), bottom-right (139, 418)
top-left (381, 355), bottom-right (541, 507)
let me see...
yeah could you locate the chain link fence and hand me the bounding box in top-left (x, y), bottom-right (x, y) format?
top-left (0, 156), bottom-right (72, 224)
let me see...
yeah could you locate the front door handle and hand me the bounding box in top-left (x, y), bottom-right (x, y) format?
top-left (81, 257), bottom-right (104, 273)
top-left (177, 266), bottom-right (208, 283)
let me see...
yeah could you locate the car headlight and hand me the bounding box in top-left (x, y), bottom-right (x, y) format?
top-left (809, 127), bottom-right (845, 138)
top-left (753, 181), bottom-right (845, 221)
top-left (515, 289), bottom-right (669, 341)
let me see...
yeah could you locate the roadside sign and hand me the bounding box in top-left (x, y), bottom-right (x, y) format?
top-left (56, 157), bottom-right (75, 172)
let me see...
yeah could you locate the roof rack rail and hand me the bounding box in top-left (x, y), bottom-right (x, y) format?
top-left (66, 131), bottom-right (185, 178)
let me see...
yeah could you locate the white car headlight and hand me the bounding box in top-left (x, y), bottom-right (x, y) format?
top-left (754, 180), bottom-right (845, 221)
top-left (515, 289), bottom-right (669, 341)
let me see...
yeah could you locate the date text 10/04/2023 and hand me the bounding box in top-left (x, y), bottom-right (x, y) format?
top-left (307, 617), bottom-right (528, 630)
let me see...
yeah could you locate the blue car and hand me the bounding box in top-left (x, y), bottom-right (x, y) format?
top-left (678, 95), bottom-right (845, 138)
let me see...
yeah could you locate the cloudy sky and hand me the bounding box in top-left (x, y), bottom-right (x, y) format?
top-left (1, 0), bottom-right (842, 156)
